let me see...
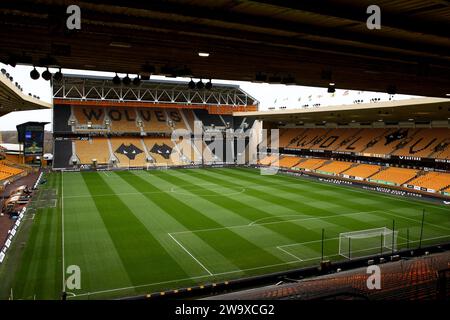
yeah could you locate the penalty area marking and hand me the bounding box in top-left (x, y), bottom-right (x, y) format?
top-left (65, 233), bottom-right (450, 299)
top-left (167, 233), bottom-right (213, 276)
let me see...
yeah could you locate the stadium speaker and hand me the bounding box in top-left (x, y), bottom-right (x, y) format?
top-left (133, 75), bottom-right (141, 86)
top-left (205, 79), bottom-right (212, 90)
top-left (327, 83), bottom-right (336, 93)
top-left (30, 67), bottom-right (40, 80)
top-left (42, 68), bottom-right (52, 81)
top-left (122, 74), bottom-right (131, 85)
top-left (112, 73), bottom-right (121, 85)
top-left (196, 79), bottom-right (204, 90)
top-left (188, 78), bottom-right (196, 90)
top-left (53, 68), bottom-right (63, 81)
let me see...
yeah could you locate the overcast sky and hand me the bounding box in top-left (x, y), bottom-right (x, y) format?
top-left (0, 63), bottom-right (419, 131)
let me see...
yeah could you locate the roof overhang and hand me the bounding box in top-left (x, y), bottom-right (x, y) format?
top-left (234, 98), bottom-right (450, 124)
top-left (0, 72), bottom-right (52, 116)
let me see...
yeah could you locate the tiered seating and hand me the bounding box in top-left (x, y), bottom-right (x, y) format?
top-left (363, 128), bottom-right (418, 156)
top-left (392, 128), bottom-right (449, 158)
top-left (286, 128), bottom-right (329, 149)
top-left (111, 137), bottom-right (147, 167)
top-left (316, 161), bottom-right (353, 174)
top-left (75, 138), bottom-right (110, 164)
top-left (258, 155), bottom-right (278, 165)
top-left (408, 172), bottom-right (450, 191)
top-left (138, 108), bottom-right (171, 132)
top-left (0, 162), bottom-right (23, 180)
top-left (144, 137), bottom-right (183, 165)
top-left (109, 108), bottom-right (140, 132)
top-left (293, 158), bottom-right (327, 170)
top-left (369, 167), bottom-right (418, 185)
top-left (279, 128), bottom-right (305, 148)
top-left (278, 156), bottom-right (301, 168)
top-left (166, 109), bottom-right (187, 130)
top-left (182, 109), bottom-right (197, 131)
top-left (73, 107), bottom-right (105, 125)
top-left (336, 128), bottom-right (390, 153)
top-left (341, 164), bottom-right (381, 179)
top-left (310, 128), bottom-right (361, 151)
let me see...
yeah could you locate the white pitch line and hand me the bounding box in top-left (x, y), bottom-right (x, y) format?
top-left (171, 210), bottom-right (380, 235)
top-left (167, 233), bottom-right (213, 276)
top-left (66, 233), bottom-right (450, 299)
top-left (277, 246), bottom-right (303, 262)
top-left (61, 171), bottom-right (66, 292)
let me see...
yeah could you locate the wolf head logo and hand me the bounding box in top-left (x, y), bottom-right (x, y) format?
top-left (115, 143), bottom-right (144, 160)
top-left (150, 143), bottom-right (172, 160)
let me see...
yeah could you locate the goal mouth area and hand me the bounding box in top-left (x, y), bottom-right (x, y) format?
top-left (339, 227), bottom-right (399, 260)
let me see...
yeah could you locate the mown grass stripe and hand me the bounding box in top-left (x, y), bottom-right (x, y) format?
top-left (81, 172), bottom-right (188, 285)
top-left (118, 170), bottom-right (284, 270)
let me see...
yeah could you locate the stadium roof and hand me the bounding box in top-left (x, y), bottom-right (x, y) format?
top-left (0, 71), bottom-right (52, 116)
top-left (234, 97), bottom-right (450, 123)
top-left (53, 74), bottom-right (258, 107)
top-left (0, 1), bottom-right (449, 98)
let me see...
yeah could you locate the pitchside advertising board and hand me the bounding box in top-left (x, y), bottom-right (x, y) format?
top-left (16, 122), bottom-right (48, 157)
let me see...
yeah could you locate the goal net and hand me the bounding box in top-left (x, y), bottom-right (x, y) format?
top-left (339, 227), bottom-right (398, 259)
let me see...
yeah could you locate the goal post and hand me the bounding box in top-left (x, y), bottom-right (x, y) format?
top-left (339, 227), bottom-right (398, 259)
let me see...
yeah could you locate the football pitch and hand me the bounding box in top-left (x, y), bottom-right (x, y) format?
top-left (3, 167), bottom-right (450, 299)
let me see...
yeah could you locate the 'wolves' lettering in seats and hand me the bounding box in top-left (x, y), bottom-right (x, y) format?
top-left (409, 137), bottom-right (437, 154)
top-left (150, 143), bottom-right (172, 159)
top-left (385, 129), bottom-right (408, 145)
top-left (115, 143), bottom-right (144, 160)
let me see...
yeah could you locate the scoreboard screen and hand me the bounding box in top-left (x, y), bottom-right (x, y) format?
top-left (23, 125), bottom-right (44, 156)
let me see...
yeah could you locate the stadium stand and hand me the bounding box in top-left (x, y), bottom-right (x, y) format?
top-left (392, 128), bottom-right (450, 158)
top-left (111, 137), bottom-right (147, 167)
top-left (277, 128), bottom-right (450, 160)
top-left (258, 155), bottom-right (279, 166)
top-left (341, 164), bottom-right (382, 179)
top-left (315, 160), bottom-right (353, 175)
top-left (206, 251), bottom-right (450, 300)
top-left (336, 128), bottom-right (391, 153)
top-left (73, 106), bottom-right (106, 127)
top-left (144, 137), bottom-right (182, 166)
top-left (310, 128), bottom-right (361, 151)
top-left (0, 162), bottom-right (23, 181)
top-left (407, 172), bottom-right (450, 191)
top-left (278, 156), bottom-right (302, 168)
top-left (279, 128), bottom-right (306, 148)
top-left (369, 167), bottom-right (418, 185)
top-left (286, 128), bottom-right (329, 149)
top-left (75, 138), bottom-right (110, 165)
top-left (182, 109), bottom-right (198, 132)
top-left (166, 109), bottom-right (187, 130)
top-left (361, 129), bottom-right (418, 156)
top-left (293, 158), bottom-right (328, 171)
top-left (109, 109), bottom-right (140, 133)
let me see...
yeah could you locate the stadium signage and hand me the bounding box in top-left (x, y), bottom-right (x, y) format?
top-left (435, 158), bottom-right (450, 163)
top-left (397, 156), bottom-right (422, 161)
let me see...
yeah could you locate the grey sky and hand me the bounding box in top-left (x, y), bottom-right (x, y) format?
top-left (0, 63), bottom-right (418, 131)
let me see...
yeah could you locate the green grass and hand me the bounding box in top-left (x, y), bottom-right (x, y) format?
top-left (2, 167), bottom-right (449, 299)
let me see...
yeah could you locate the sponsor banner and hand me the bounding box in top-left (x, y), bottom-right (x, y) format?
top-left (316, 170), bottom-right (333, 176)
top-left (362, 185), bottom-right (423, 198)
top-left (435, 158), bottom-right (450, 164)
